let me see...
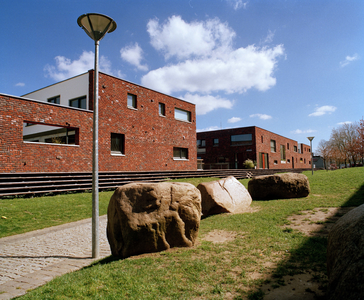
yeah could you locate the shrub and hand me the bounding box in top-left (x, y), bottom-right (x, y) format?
top-left (243, 159), bottom-right (255, 169)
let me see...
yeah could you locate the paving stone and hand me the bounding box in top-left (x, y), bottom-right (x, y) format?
top-left (0, 215), bottom-right (111, 299)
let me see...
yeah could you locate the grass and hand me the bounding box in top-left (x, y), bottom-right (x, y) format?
top-left (0, 191), bottom-right (114, 238)
top-left (1, 167), bottom-right (364, 299)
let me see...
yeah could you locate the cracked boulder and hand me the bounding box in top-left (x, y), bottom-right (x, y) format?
top-left (107, 181), bottom-right (202, 258)
top-left (197, 176), bottom-right (252, 217)
top-left (327, 204), bottom-right (364, 300)
top-left (248, 173), bottom-right (310, 200)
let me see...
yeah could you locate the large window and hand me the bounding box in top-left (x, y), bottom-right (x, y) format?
top-left (174, 108), bottom-right (191, 122)
top-left (23, 122), bottom-right (78, 145)
top-left (111, 133), bottom-right (125, 155)
top-left (48, 96), bottom-right (60, 104)
top-left (173, 147), bottom-right (188, 160)
top-left (69, 96), bottom-right (86, 109)
top-left (231, 134), bottom-right (252, 146)
top-left (270, 140), bottom-right (276, 152)
top-left (127, 93), bottom-right (137, 109)
top-left (280, 144), bottom-right (286, 161)
top-left (159, 103), bottom-right (165, 116)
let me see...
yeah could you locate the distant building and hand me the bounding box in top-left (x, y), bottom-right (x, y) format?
top-left (197, 126), bottom-right (311, 170)
top-left (0, 70), bottom-right (196, 173)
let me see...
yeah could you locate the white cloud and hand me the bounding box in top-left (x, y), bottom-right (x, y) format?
top-left (142, 44), bottom-right (284, 95)
top-left (44, 51), bottom-right (113, 81)
top-left (228, 117), bottom-right (241, 123)
top-left (309, 105), bottom-right (337, 117)
top-left (226, 0), bottom-right (248, 10)
top-left (197, 126), bottom-right (220, 132)
top-left (261, 30), bottom-right (275, 44)
top-left (182, 93), bottom-right (233, 115)
top-left (147, 16), bottom-right (235, 60)
top-left (337, 121), bottom-right (352, 125)
top-left (250, 113), bottom-right (272, 120)
top-left (15, 82), bottom-right (25, 87)
top-left (120, 43), bottom-right (148, 71)
top-left (340, 54), bottom-right (359, 67)
top-left (142, 16), bottom-right (284, 114)
top-left (291, 129), bottom-right (317, 134)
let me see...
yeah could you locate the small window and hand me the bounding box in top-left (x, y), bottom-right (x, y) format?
top-left (159, 103), bottom-right (165, 116)
top-left (213, 138), bottom-right (219, 146)
top-left (173, 147), bottom-right (188, 160)
top-left (48, 96), bottom-right (60, 104)
top-left (261, 136), bottom-right (264, 143)
top-left (231, 134), bottom-right (252, 146)
top-left (197, 148), bottom-right (206, 154)
top-left (294, 145), bottom-right (297, 152)
top-left (111, 133), bottom-right (125, 155)
top-left (174, 108), bottom-right (191, 122)
top-left (127, 94), bottom-right (137, 109)
top-left (287, 143), bottom-right (290, 150)
top-left (69, 96), bottom-right (86, 109)
top-left (270, 140), bottom-right (276, 152)
top-left (274, 160), bottom-right (278, 165)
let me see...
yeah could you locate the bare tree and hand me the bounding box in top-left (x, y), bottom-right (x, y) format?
top-left (330, 122), bottom-right (360, 167)
top-left (316, 139), bottom-right (331, 169)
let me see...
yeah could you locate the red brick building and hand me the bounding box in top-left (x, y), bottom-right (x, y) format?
top-left (197, 126), bottom-right (311, 170)
top-left (0, 71), bottom-right (196, 173)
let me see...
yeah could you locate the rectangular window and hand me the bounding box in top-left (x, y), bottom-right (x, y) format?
top-left (173, 147), bottom-right (188, 159)
top-left (213, 138), bottom-right (219, 146)
top-left (287, 143), bottom-right (290, 150)
top-left (111, 133), bottom-right (125, 155)
top-left (23, 122), bottom-right (78, 145)
top-left (159, 103), bottom-right (165, 116)
top-left (231, 134), bottom-right (252, 146)
top-left (270, 140), bottom-right (276, 152)
top-left (127, 93), bottom-right (137, 109)
top-left (69, 96), bottom-right (86, 109)
top-left (280, 145), bottom-right (286, 160)
top-left (197, 148), bottom-right (206, 154)
top-left (294, 145), bottom-right (297, 152)
top-left (174, 108), bottom-right (191, 122)
top-left (48, 96), bottom-right (60, 104)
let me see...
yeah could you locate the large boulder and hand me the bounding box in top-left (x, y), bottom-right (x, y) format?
top-left (327, 204), bottom-right (364, 300)
top-left (197, 176), bottom-right (252, 217)
top-left (107, 181), bottom-right (201, 258)
top-left (247, 173), bottom-right (310, 200)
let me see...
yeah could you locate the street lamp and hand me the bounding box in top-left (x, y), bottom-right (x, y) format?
top-left (307, 136), bottom-right (314, 175)
top-left (78, 13), bottom-right (117, 258)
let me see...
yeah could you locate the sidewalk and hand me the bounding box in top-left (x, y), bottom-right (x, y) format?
top-left (0, 215), bottom-right (111, 299)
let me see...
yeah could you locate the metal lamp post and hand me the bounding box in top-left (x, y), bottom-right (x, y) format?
top-left (307, 136), bottom-right (315, 175)
top-left (77, 13), bottom-right (117, 258)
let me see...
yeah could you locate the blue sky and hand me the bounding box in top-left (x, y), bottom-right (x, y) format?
top-left (1, 0), bottom-right (363, 152)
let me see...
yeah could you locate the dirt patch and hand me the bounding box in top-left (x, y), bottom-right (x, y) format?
top-left (203, 230), bottom-right (238, 243)
top-left (285, 207), bottom-right (355, 237)
top-left (261, 273), bottom-right (325, 300)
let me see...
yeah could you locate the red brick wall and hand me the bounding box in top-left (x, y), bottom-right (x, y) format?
top-left (197, 126), bottom-right (311, 170)
top-left (0, 95), bottom-right (93, 173)
top-left (0, 72), bottom-right (196, 173)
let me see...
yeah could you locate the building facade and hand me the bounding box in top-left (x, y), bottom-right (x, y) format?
top-left (197, 126), bottom-right (312, 170)
top-left (0, 71), bottom-right (196, 173)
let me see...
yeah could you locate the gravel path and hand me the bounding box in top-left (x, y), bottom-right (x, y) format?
top-left (0, 215), bottom-right (111, 299)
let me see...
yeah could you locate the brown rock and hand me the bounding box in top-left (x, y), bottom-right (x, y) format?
top-left (247, 173), bottom-right (310, 200)
top-left (197, 176), bottom-right (252, 216)
top-left (327, 204), bottom-right (364, 300)
top-left (107, 181), bottom-right (201, 258)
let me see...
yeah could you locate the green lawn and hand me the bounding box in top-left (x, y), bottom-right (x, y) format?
top-left (2, 167), bottom-right (363, 299)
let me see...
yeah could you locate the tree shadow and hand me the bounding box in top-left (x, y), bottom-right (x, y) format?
top-left (247, 183), bottom-right (364, 299)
